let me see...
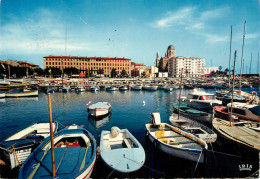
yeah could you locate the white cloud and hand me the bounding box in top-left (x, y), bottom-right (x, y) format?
top-left (205, 34), bottom-right (229, 44)
top-left (246, 33), bottom-right (259, 39)
top-left (199, 7), bottom-right (230, 21)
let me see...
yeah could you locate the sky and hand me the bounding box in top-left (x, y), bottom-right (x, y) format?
top-left (0, 0), bottom-right (259, 73)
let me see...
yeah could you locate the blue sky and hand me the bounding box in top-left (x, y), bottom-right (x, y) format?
top-left (0, 0), bottom-right (259, 73)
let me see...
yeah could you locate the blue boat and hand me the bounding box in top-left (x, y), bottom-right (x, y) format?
top-left (222, 93), bottom-right (246, 106)
top-left (18, 124), bottom-right (96, 179)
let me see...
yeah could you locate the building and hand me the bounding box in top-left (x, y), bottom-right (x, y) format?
top-left (44, 56), bottom-right (131, 77)
top-left (168, 56), bottom-right (204, 77)
top-left (131, 62), bottom-right (147, 77)
top-left (156, 45), bottom-right (175, 72)
top-left (2, 59), bottom-right (39, 70)
top-left (203, 67), bottom-right (220, 75)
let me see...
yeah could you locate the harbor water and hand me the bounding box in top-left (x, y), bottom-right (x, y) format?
top-left (0, 87), bottom-right (259, 178)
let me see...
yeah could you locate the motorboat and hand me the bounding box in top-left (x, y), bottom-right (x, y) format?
top-left (87, 101), bottom-right (112, 118)
top-left (90, 86), bottom-right (100, 91)
top-left (222, 93), bottom-right (246, 106)
top-left (5, 89), bottom-right (38, 98)
top-left (119, 86), bottom-right (128, 91)
top-left (18, 124), bottom-right (96, 179)
top-left (142, 85), bottom-right (158, 91)
top-left (214, 102), bottom-right (260, 122)
top-left (180, 89), bottom-right (221, 112)
top-left (106, 86), bottom-right (118, 91)
top-left (164, 86), bottom-right (173, 91)
top-left (169, 113), bottom-right (217, 143)
top-left (0, 122), bottom-right (58, 170)
top-left (131, 85), bottom-right (142, 90)
top-left (62, 85), bottom-right (71, 92)
top-left (75, 85), bottom-right (85, 92)
top-left (145, 112), bottom-right (208, 163)
top-left (0, 93), bottom-right (5, 98)
top-left (100, 127), bottom-right (145, 172)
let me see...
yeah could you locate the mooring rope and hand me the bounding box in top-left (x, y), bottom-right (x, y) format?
top-left (192, 149), bottom-right (203, 177)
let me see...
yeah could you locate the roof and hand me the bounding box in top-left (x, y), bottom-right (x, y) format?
top-left (44, 56), bottom-right (131, 61)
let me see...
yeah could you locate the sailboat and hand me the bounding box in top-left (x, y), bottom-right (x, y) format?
top-left (213, 51), bottom-right (260, 151)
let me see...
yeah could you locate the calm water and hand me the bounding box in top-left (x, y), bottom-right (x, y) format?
top-left (0, 87), bottom-right (259, 178)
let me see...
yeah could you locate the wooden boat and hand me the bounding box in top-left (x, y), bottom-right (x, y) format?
top-left (169, 113), bottom-right (217, 143)
top-left (100, 127), bottom-right (145, 172)
top-left (180, 89), bottom-right (221, 112)
top-left (5, 89), bottom-right (38, 98)
top-left (0, 122), bottom-right (58, 170)
top-left (18, 124), bottom-right (96, 179)
top-left (145, 112), bottom-right (208, 163)
top-left (214, 102), bottom-right (260, 122)
top-left (212, 117), bottom-right (260, 150)
top-left (87, 101), bottom-right (112, 118)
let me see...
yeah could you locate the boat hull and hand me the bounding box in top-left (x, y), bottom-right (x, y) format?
top-left (5, 90), bottom-right (38, 98)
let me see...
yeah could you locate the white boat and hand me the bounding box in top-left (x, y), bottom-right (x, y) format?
top-left (90, 86), bottom-right (100, 91)
top-left (0, 80), bottom-right (10, 86)
top-left (62, 85), bottom-right (71, 92)
top-left (87, 101), bottom-right (112, 118)
top-left (164, 86), bottom-right (173, 91)
top-left (119, 86), bottom-right (128, 91)
top-left (106, 86), bottom-right (118, 91)
top-left (75, 85), bottom-right (85, 92)
top-left (0, 122), bottom-right (58, 170)
top-left (100, 127), bottom-right (145, 172)
top-left (142, 85), bottom-right (158, 91)
top-left (5, 90), bottom-right (38, 98)
top-left (0, 93), bottom-right (5, 98)
top-left (169, 113), bottom-right (217, 143)
top-left (145, 112), bottom-right (208, 163)
top-left (131, 85), bottom-right (142, 90)
top-left (181, 89), bottom-right (221, 112)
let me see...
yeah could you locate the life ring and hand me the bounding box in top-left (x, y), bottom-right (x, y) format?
top-left (236, 90), bottom-right (241, 95)
top-left (252, 91), bottom-right (257, 96)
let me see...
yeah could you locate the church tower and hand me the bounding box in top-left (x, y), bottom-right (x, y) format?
top-left (156, 51), bottom-right (160, 67)
top-left (166, 45), bottom-right (175, 58)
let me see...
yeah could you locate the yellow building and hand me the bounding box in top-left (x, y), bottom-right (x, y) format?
top-left (43, 56), bottom-right (131, 77)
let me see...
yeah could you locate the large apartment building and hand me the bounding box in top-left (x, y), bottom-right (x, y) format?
top-left (44, 56), bottom-right (131, 77)
top-left (168, 57), bottom-right (204, 77)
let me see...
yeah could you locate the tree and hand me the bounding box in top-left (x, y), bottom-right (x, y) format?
top-left (121, 69), bottom-right (127, 77)
top-left (97, 68), bottom-right (104, 77)
top-left (33, 68), bottom-right (44, 76)
top-left (44, 67), bottom-right (62, 77)
top-left (219, 66), bottom-right (222, 72)
top-left (63, 67), bottom-right (80, 77)
top-left (111, 68), bottom-right (117, 78)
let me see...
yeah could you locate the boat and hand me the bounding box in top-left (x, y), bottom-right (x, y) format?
top-left (172, 103), bottom-right (212, 122)
top-left (142, 85), bottom-right (158, 91)
top-left (87, 101), bottom-right (112, 118)
top-left (106, 86), bottom-right (118, 91)
top-left (164, 86), bottom-right (173, 91)
top-left (145, 112), bottom-right (208, 163)
top-left (180, 89), bottom-right (222, 112)
top-left (169, 113), bottom-right (217, 143)
top-left (76, 85), bottom-right (85, 92)
top-left (100, 127), bottom-right (145, 172)
top-left (5, 89), bottom-right (38, 98)
top-left (131, 85), bottom-right (142, 90)
top-left (214, 102), bottom-right (260, 122)
top-left (0, 93), bottom-right (5, 98)
top-left (222, 92), bottom-right (246, 106)
top-left (90, 86), bottom-right (100, 91)
top-left (212, 117), bottom-right (260, 150)
top-left (0, 122), bottom-right (58, 170)
top-left (119, 86), bottom-right (128, 91)
top-left (18, 124), bottom-right (96, 179)
top-left (0, 79), bottom-right (10, 86)
top-left (62, 85), bottom-right (71, 92)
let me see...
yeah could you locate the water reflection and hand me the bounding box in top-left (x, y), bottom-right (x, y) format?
top-left (88, 113), bottom-right (111, 129)
top-left (5, 97), bottom-right (39, 102)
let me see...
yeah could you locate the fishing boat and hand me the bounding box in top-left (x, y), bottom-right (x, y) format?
top-left (18, 124), bottom-right (96, 179)
top-left (169, 113), bottom-right (217, 143)
top-left (142, 85), bottom-right (158, 91)
top-left (5, 89), bottom-right (38, 98)
top-left (172, 103), bottom-right (212, 122)
top-left (90, 86), bottom-right (100, 91)
top-left (180, 89), bottom-right (221, 112)
top-left (87, 101), bottom-right (112, 118)
top-left (214, 102), bottom-right (260, 122)
top-left (0, 93), bottom-right (5, 98)
top-left (131, 85), bottom-right (142, 90)
top-left (212, 117), bottom-right (260, 150)
top-left (119, 86), bottom-right (128, 91)
top-left (0, 122), bottom-right (58, 170)
top-left (100, 127), bottom-right (145, 173)
top-left (145, 112), bottom-right (208, 163)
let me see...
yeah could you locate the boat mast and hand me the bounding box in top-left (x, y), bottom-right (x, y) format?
top-left (249, 53), bottom-right (252, 74)
top-left (230, 51), bottom-right (237, 127)
top-left (48, 94), bottom-right (56, 177)
top-left (178, 68), bottom-right (183, 120)
top-left (228, 25), bottom-right (232, 88)
top-left (239, 21), bottom-right (246, 94)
